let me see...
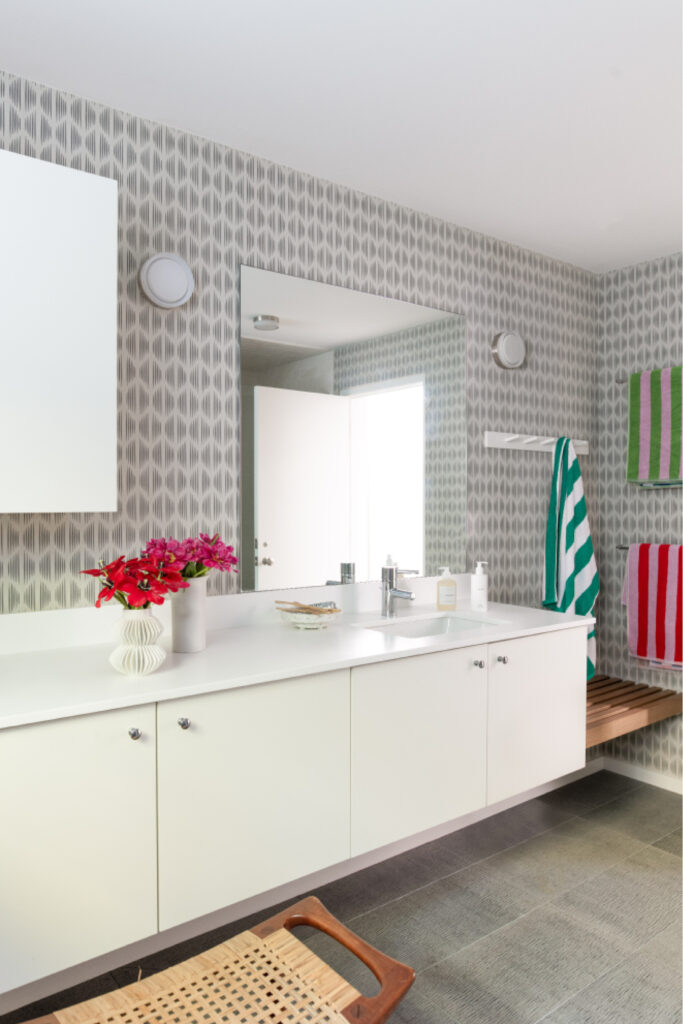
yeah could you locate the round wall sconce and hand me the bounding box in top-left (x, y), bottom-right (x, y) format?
top-left (139, 253), bottom-right (195, 309)
top-left (492, 330), bottom-right (526, 369)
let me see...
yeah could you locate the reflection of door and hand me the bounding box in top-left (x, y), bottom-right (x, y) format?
top-left (348, 381), bottom-right (424, 580)
top-left (254, 386), bottom-right (351, 590)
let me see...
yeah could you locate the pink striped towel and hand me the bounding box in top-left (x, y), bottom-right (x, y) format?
top-left (622, 544), bottom-right (682, 666)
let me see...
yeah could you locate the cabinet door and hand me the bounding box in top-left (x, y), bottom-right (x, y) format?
top-left (351, 647), bottom-right (488, 856)
top-left (487, 628), bottom-right (586, 805)
top-left (157, 671), bottom-right (350, 931)
top-left (0, 706), bottom-right (157, 993)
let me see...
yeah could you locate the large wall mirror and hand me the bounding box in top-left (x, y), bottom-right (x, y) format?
top-left (239, 267), bottom-right (467, 592)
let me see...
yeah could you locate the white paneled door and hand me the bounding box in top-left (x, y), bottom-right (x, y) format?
top-left (253, 386), bottom-right (351, 589)
top-left (487, 629), bottom-right (587, 804)
top-left (0, 706), bottom-right (157, 992)
top-left (157, 671), bottom-right (351, 931)
top-left (351, 647), bottom-right (488, 856)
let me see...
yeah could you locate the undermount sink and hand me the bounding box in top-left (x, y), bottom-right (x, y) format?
top-left (365, 611), bottom-right (508, 639)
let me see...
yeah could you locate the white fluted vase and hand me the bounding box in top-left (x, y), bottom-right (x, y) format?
top-left (171, 576), bottom-right (207, 652)
top-left (109, 608), bottom-right (166, 677)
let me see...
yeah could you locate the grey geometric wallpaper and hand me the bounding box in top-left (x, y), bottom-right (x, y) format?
top-left (334, 316), bottom-right (467, 577)
top-left (0, 68), bottom-right (600, 619)
top-left (594, 254), bottom-right (682, 778)
top-left (1, 69), bottom-right (678, 778)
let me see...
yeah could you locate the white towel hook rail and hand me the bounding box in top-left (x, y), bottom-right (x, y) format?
top-left (485, 431), bottom-right (589, 455)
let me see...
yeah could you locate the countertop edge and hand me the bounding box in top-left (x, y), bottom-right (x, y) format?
top-left (0, 606), bottom-right (593, 730)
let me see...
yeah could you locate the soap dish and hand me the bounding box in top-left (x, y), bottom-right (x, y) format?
top-left (276, 601), bottom-right (340, 630)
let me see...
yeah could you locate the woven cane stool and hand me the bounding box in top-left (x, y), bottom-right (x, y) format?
top-left (25, 896), bottom-right (415, 1024)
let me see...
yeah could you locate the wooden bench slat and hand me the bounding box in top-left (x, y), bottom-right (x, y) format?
top-left (587, 676), bottom-right (626, 692)
top-left (588, 689), bottom-right (669, 724)
top-left (586, 676), bottom-right (682, 748)
top-left (587, 683), bottom-right (652, 707)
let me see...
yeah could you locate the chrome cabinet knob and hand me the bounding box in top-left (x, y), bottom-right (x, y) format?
top-left (128, 727), bottom-right (142, 740)
top-left (497, 655), bottom-right (509, 664)
top-left (177, 717), bottom-right (191, 730)
top-left (473, 660), bottom-right (485, 669)
top-left (261, 557), bottom-right (274, 566)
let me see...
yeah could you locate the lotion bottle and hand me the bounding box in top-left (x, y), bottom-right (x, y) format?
top-left (471, 561), bottom-right (488, 612)
top-left (436, 566), bottom-right (457, 611)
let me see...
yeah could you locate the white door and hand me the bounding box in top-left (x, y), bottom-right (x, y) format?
top-left (157, 671), bottom-right (351, 930)
top-left (487, 628), bottom-right (587, 805)
top-left (348, 382), bottom-right (424, 580)
top-left (351, 647), bottom-right (488, 856)
top-left (0, 706), bottom-right (157, 992)
top-left (254, 386), bottom-right (351, 589)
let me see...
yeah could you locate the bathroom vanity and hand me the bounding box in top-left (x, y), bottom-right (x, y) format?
top-left (0, 602), bottom-right (589, 996)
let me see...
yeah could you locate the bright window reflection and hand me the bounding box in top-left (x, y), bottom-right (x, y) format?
top-left (348, 380), bottom-right (424, 580)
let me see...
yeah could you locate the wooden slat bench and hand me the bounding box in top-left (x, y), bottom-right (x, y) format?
top-left (587, 673), bottom-right (682, 748)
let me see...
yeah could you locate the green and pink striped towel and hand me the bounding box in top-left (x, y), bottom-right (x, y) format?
top-left (627, 366), bottom-right (682, 486)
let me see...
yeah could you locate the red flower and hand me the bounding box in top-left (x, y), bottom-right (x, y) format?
top-left (120, 573), bottom-right (169, 608)
top-left (81, 554), bottom-right (189, 610)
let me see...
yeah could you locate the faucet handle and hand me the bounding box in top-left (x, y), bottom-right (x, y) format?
top-left (397, 569), bottom-right (419, 576)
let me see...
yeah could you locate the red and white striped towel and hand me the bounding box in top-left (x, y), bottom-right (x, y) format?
top-left (622, 544), bottom-right (682, 666)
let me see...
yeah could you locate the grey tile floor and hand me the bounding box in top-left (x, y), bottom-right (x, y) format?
top-left (4, 771), bottom-right (681, 1024)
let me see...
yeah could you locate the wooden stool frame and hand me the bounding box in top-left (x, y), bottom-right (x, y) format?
top-left (24, 896), bottom-right (415, 1024)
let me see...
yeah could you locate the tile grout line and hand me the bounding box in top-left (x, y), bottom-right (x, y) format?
top-left (8, 778), bottom-right (663, 1016)
top-left (342, 782), bottom-right (650, 929)
top-left (372, 819), bottom-right (679, 983)
top-left (531, 919), bottom-right (683, 1024)
top-left (340, 812), bottom-right (583, 927)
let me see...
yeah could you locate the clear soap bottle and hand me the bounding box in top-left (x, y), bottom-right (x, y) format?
top-left (436, 566), bottom-right (457, 611)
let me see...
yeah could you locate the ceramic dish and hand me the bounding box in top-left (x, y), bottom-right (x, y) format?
top-left (279, 603), bottom-right (340, 630)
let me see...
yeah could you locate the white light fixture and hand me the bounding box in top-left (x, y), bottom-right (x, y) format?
top-left (139, 253), bottom-right (194, 309)
top-left (252, 314), bottom-right (280, 331)
top-left (492, 330), bottom-right (526, 369)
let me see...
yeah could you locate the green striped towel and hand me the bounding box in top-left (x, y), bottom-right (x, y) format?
top-left (627, 366), bottom-right (682, 486)
top-left (543, 437), bottom-right (599, 679)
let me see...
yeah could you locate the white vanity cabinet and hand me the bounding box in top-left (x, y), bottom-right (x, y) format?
top-left (487, 628), bottom-right (586, 804)
top-left (0, 609), bottom-right (590, 1003)
top-left (350, 646), bottom-right (489, 855)
top-left (156, 670), bottom-right (351, 931)
top-left (0, 705), bottom-right (157, 992)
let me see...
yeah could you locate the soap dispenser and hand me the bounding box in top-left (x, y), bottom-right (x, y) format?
top-left (436, 566), bottom-right (457, 611)
top-left (471, 561), bottom-right (488, 612)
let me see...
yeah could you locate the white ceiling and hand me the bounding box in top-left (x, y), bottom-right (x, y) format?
top-left (240, 267), bottom-right (452, 351)
top-left (1, 0), bottom-right (680, 272)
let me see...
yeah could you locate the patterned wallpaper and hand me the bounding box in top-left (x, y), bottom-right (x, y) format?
top-left (334, 316), bottom-right (467, 576)
top-left (594, 254), bottom-right (682, 778)
top-left (0, 69), bottom-right (600, 619)
top-left (1, 69), bottom-right (679, 779)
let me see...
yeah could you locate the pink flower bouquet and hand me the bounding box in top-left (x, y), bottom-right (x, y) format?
top-left (142, 533), bottom-right (239, 580)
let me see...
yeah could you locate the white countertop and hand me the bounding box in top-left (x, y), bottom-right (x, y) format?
top-left (0, 602), bottom-right (592, 729)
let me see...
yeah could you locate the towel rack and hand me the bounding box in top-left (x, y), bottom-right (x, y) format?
top-left (485, 431), bottom-right (589, 455)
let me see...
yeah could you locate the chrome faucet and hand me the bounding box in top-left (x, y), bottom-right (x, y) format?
top-left (327, 562), bottom-right (356, 586)
top-left (381, 565), bottom-right (417, 617)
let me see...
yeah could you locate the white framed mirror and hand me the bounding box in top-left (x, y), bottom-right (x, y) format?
top-left (239, 267), bottom-right (467, 591)
top-left (0, 149), bottom-right (118, 513)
